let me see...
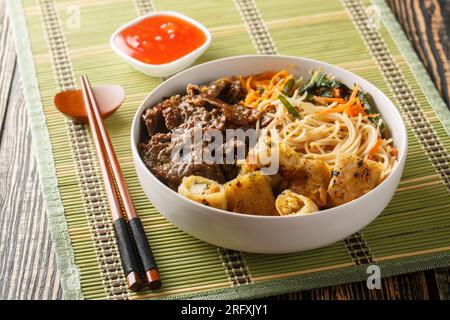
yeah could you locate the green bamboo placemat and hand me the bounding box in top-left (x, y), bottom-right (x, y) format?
top-left (8, 0), bottom-right (450, 300)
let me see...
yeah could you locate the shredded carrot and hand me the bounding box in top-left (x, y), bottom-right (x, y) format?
top-left (241, 70), bottom-right (292, 109)
top-left (349, 84), bottom-right (359, 101)
top-left (253, 71), bottom-right (276, 81)
top-left (318, 92), bottom-right (368, 117)
top-left (239, 75), bottom-right (246, 88)
top-left (244, 90), bottom-right (259, 105)
top-left (315, 97), bottom-right (346, 104)
top-left (319, 97), bottom-right (356, 114)
top-left (319, 104), bottom-right (346, 114)
top-left (317, 85), bottom-right (359, 114)
top-left (244, 76), bottom-right (259, 105)
top-left (344, 98), bottom-right (367, 117)
top-left (269, 70), bottom-right (289, 89)
top-left (245, 76), bottom-right (253, 92)
top-left (368, 138), bottom-right (383, 159)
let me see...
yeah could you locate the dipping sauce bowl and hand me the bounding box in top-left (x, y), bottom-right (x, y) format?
top-left (110, 11), bottom-right (211, 77)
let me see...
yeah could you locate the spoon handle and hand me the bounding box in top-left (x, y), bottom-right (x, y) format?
top-left (81, 75), bottom-right (161, 290)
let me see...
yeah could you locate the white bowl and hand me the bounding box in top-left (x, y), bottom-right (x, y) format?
top-left (110, 11), bottom-right (212, 77)
top-left (131, 55), bottom-right (408, 254)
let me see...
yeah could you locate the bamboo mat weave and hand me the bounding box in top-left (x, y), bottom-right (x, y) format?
top-left (8, 0), bottom-right (450, 300)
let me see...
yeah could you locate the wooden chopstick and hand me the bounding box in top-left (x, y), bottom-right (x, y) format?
top-left (79, 76), bottom-right (142, 292)
top-left (80, 75), bottom-right (161, 290)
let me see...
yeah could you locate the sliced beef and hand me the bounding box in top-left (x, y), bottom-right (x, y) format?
top-left (140, 77), bottom-right (258, 190)
top-left (185, 94), bottom-right (259, 127)
top-left (206, 78), bottom-right (230, 98)
top-left (205, 77), bottom-right (247, 104)
top-left (142, 95), bottom-right (181, 135)
top-left (163, 100), bottom-right (227, 131)
top-left (143, 97), bottom-right (227, 132)
top-left (227, 102), bottom-right (259, 126)
top-left (140, 131), bottom-right (226, 189)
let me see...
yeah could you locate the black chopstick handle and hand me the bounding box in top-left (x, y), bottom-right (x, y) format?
top-left (113, 218), bottom-right (141, 290)
top-left (129, 218), bottom-right (158, 271)
top-left (129, 217), bottom-right (160, 290)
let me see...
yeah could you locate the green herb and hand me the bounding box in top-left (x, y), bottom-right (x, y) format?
top-left (299, 71), bottom-right (322, 94)
top-left (359, 91), bottom-right (388, 137)
top-left (282, 79), bottom-right (295, 97)
top-left (278, 94), bottom-right (302, 119)
top-left (299, 70), bottom-right (350, 98)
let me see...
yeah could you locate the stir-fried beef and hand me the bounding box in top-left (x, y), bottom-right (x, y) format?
top-left (206, 78), bottom-right (247, 103)
top-left (140, 131), bottom-right (227, 190)
top-left (186, 94), bottom-right (258, 127)
top-left (140, 77), bottom-right (259, 189)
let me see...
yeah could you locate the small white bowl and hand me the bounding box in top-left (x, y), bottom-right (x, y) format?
top-left (131, 55), bottom-right (408, 254)
top-left (110, 11), bottom-right (212, 77)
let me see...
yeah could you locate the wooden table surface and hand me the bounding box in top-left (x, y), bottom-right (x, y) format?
top-left (0, 0), bottom-right (449, 300)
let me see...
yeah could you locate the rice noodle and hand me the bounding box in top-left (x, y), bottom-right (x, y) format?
top-left (242, 71), bottom-right (397, 180)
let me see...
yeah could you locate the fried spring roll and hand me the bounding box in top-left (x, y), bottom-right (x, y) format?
top-left (275, 190), bottom-right (319, 216)
top-left (178, 176), bottom-right (227, 210)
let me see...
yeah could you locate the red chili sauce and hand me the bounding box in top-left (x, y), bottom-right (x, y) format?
top-left (114, 15), bottom-right (207, 65)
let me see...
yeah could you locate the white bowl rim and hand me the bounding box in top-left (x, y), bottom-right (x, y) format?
top-left (110, 10), bottom-right (212, 70)
top-left (131, 54), bottom-right (408, 221)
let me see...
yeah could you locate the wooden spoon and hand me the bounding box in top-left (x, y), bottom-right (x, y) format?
top-left (53, 85), bottom-right (125, 122)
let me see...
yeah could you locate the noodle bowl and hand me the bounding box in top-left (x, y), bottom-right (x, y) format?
top-left (138, 67), bottom-right (398, 216)
top-left (131, 55), bottom-right (407, 253)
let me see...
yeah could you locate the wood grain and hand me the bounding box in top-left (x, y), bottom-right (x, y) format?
top-left (0, 1), bottom-right (62, 300)
top-left (0, 0), bottom-right (14, 133)
top-left (273, 271), bottom-right (439, 300)
top-left (0, 0), bottom-right (449, 300)
top-left (386, 0), bottom-right (450, 107)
